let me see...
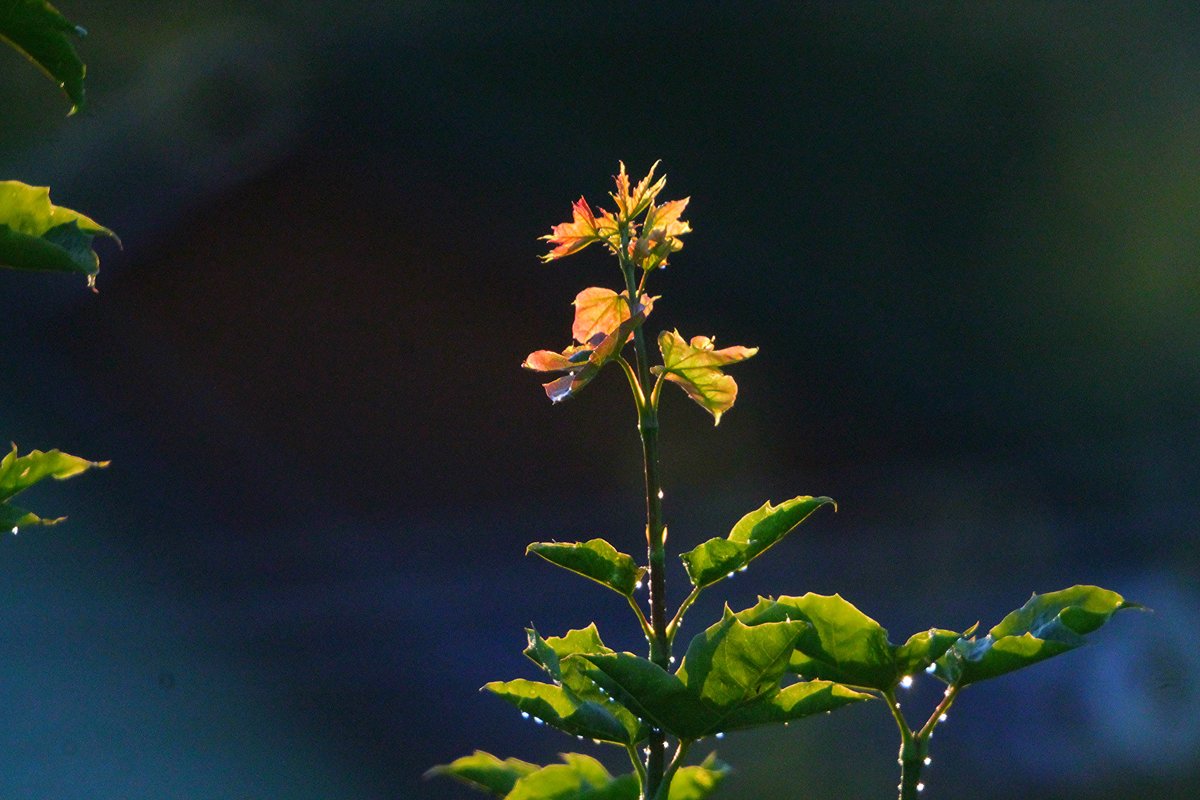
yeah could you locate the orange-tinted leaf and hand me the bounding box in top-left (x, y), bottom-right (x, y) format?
top-left (635, 197), bottom-right (692, 270)
top-left (572, 287), bottom-right (655, 345)
top-left (610, 161), bottom-right (667, 221)
top-left (653, 331), bottom-right (758, 424)
top-left (541, 196), bottom-right (602, 262)
top-left (523, 298), bottom-right (654, 403)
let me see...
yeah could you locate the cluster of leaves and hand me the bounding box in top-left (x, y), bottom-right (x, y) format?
top-left (432, 163), bottom-right (1138, 800)
top-left (1, 2), bottom-right (110, 524)
top-left (522, 162), bottom-right (755, 424)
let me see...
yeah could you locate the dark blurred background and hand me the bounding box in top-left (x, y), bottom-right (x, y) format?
top-left (0, 2), bottom-right (1196, 798)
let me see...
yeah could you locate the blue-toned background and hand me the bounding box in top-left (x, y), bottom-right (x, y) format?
top-left (1, 2), bottom-right (1196, 798)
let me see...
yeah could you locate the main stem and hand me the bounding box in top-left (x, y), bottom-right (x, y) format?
top-left (622, 256), bottom-right (670, 798)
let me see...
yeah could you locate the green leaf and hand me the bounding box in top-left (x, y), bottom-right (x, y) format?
top-left (652, 330), bottom-right (757, 424)
top-left (522, 626), bottom-right (646, 743)
top-left (680, 496), bottom-right (834, 588)
top-left (735, 594), bottom-right (959, 691)
top-left (425, 750), bottom-right (538, 797)
top-left (484, 678), bottom-right (636, 745)
top-left (578, 611), bottom-right (867, 740)
top-left (933, 585), bottom-right (1139, 686)
top-left (0, 0), bottom-right (88, 112)
top-left (506, 754), bottom-right (639, 800)
top-left (527, 539), bottom-right (646, 597)
top-left (0, 444), bottom-right (107, 530)
top-left (668, 754), bottom-right (730, 800)
top-left (0, 182), bottom-right (119, 283)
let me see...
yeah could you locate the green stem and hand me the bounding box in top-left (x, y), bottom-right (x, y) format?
top-left (619, 231), bottom-right (671, 798)
top-left (626, 743), bottom-right (649, 793)
top-left (666, 586), bottom-right (701, 644)
top-left (652, 740), bottom-right (692, 800)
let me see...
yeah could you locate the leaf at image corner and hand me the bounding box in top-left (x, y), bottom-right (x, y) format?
top-left (0, 0), bottom-right (89, 112)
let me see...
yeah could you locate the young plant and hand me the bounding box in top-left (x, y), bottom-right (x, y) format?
top-left (429, 164), bottom-right (1138, 800)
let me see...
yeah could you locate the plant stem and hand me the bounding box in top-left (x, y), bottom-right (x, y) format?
top-left (666, 586), bottom-right (701, 643)
top-left (619, 241), bottom-right (671, 798)
top-left (652, 740), bottom-right (692, 800)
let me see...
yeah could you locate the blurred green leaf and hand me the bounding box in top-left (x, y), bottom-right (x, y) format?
top-left (668, 754), bottom-right (729, 800)
top-left (652, 331), bottom-right (757, 424)
top-left (0, 0), bottom-right (87, 112)
top-left (933, 585), bottom-right (1139, 686)
top-left (484, 678), bottom-right (637, 745)
top-left (0, 181), bottom-right (118, 282)
top-left (0, 444), bottom-right (107, 529)
top-left (425, 750), bottom-right (538, 797)
top-left (735, 594), bottom-right (960, 691)
top-left (507, 754), bottom-right (639, 800)
top-left (578, 612), bottom-right (868, 739)
top-left (680, 497), bottom-right (833, 588)
top-left (527, 539), bottom-right (646, 597)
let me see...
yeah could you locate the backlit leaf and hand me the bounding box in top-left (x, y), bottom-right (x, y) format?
top-left (484, 679), bottom-right (635, 745)
top-left (0, 444), bottom-right (107, 530)
top-left (0, 0), bottom-right (88, 112)
top-left (680, 496), bottom-right (833, 588)
top-left (933, 585), bottom-right (1138, 686)
top-left (507, 754), bottom-right (639, 800)
top-left (610, 161), bottom-right (666, 221)
top-left (653, 331), bottom-right (757, 424)
top-left (668, 754), bottom-right (730, 800)
top-left (578, 612), bottom-right (863, 740)
top-left (524, 296), bottom-right (652, 403)
top-left (542, 197), bottom-right (604, 261)
top-left (735, 593), bottom-right (960, 691)
top-left (571, 288), bottom-right (654, 346)
top-left (523, 626), bottom-right (646, 743)
top-left (425, 750), bottom-right (538, 796)
top-left (0, 181), bottom-right (118, 283)
top-left (527, 539), bottom-right (646, 597)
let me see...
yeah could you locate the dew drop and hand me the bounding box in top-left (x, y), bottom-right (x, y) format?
top-left (533, 716), bottom-right (544, 725)
top-left (923, 757), bottom-right (932, 766)
top-left (714, 732), bottom-right (724, 739)
top-left (634, 581), bottom-right (643, 590)
top-left (521, 712), bottom-right (530, 719)
top-left (900, 675), bottom-right (914, 689)
top-left (657, 490), bottom-right (664, 500)
top-left (917, 782), bottom-right (925, 792)
top-left (669, 656), bottom-right (676, 664)
top-left (938, 713), bottom-right (948, 723)
top-left (894, 702), bottom-right (901, 709)
top-left (10, 526), bottom-right (17, 535)
top-left (737, 565), bottom-right (748, 572)
top-left (925, 663), bottom-right (937, 674)
top-left (727, 571), bottom-right (736, 579)
top-left (592, 739), bottom-right (602, 745)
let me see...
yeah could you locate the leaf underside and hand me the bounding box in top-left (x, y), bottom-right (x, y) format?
top-left (0, 444), bottom-right (107, 529)
top-left (527, 539), bottom-right (645, 597)
top-left (0, 182), bottom-right (118, 279)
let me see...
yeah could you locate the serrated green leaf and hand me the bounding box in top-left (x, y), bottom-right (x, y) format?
top-left (0, 0), bottom-right (87, 112)
top-left (523, 626), bottom-right (646, 743)
top-left (507, 754), bottom-right (639, 800)
top-left (425, 750), bottom-right (538, 797)
top-left (573, 652), bottom-right (699, 737)
top-left (0, 444), bottom-right (107, 530)
top-left (652, 330), bottom-right (757, 424)
top-left (680, 497), bottom-right (833, 588)
top-left (735, 594), bottom-right (959, 691)
top-left (668, 754), bottom-right (730, 800)
top-left (933, 585), bottom-right (1138, 686)
top-left (0, 182), bottom-right (118, 281)
top-left (527, 539), bottom-right (646, 597)
top-left (717, 679), bottom-right (873, 729)
top-left (578, 613), bottom-right (851, 740)
top-left (484, 678), bottom-right (635, 745)
top-left (677, 611), bottom-right (805, 713)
